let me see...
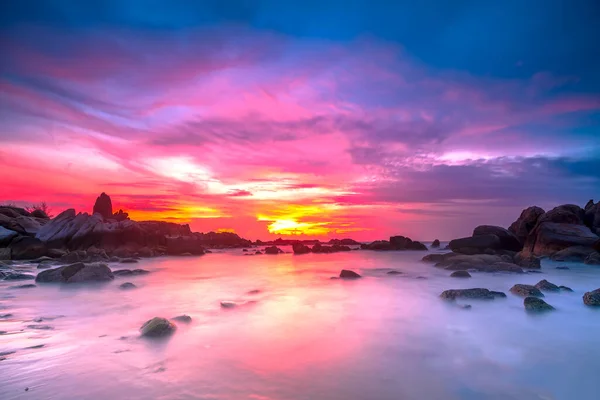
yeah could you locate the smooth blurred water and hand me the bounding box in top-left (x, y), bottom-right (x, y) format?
top-left (1, 246), bottom-right (600, 400)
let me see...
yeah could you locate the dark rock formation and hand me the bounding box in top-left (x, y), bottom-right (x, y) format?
top-left (535, 279), bottom-right (560, 292)
top-left (9, 237), bottom-right (48, 260)
top-left (559, 285), bottom-right (573, 292)
top-left (522, 218), bottom-right (598, 257)
top-left (35, 262), bottom-right (114, 283)
top-left (140, 317), bottom-right (176, 337)
top-left (431, 239), bottom-right (441, 248)
top-left (264, 246), bottom-right (283, 255)
top-left (339, 269), bottom-right (361, 279)
top-left (450, 270), bottom-right (471, 278)
top-left (112, 209), bottom-right (129, 222)
top-left (93, 192), bottom-right (113, 220)
top-left (165, 237), bottom-right (205, 256)
top-left (3, 272), bottom-right (35, 280)
top-left (292, 243), bottom-right (311, 254)
top-left (513, 251), bottom-right (541, 268)
top-left (311, 243), bottom-right (352, 253)
top-left (119, 282), bottom-right (137, 290)
top-left (583, 289), bottom-right (600, 306)
top-left (440, 288), bottom-right (506, 300)
top-left (172, 315), bottom-right (192, 323)
top-left (509, 206), bottom-right (545, 244)
top-left (425, 253), bottom-right (524, 273)
top-left (551, 246), bottom-right (596, 262)
top-left (524, 297), bottom-right (554, 312)
top-left (386, 270), bottom-right (403, 275)
top-left (361, 240), bottom-right (392, 250)
top-left (327, 238), bottom-right (360, 246)
top-left (473, 225), bottom-right (522, 251)
top-left (510, 284), bottom-right (544, 297)
top-left (584, 200), bottom-right (600, 234)
top-left (585, 252), bottom-right (600, 265)
top-left (112, 269), bottom-right (150, 277)
top-left (389, 236), bottom-right (428, 250)
top-left (449, 234), bottom-right (501, 253)
top-left (0, 227), bottom-right (18, 246)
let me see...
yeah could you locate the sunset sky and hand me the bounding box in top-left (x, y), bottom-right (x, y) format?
top-left (1, 1), bottom-right (599, 241)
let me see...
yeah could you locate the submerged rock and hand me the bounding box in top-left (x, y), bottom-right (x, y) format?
top-left (583, 288), bottom-right (600, 306)
top-left (140, 317), bottom-right (176, 337)
top-left (431, 239), bottom-right (441, 248)
top-left (450, 270), bottom-right (471, 278)
top-left (119, 282), bottom-right (137, 290)
top-left (339, 269), bottom-right (361, 279)
top-left (535, 279), bottom-right (560, 292)
top-left (440, 288), bottom-right (506, 301)
top-left (524, 297), bottom-right (555, 312)
top-left (35, 262), bottom-right (114, 283)
top-left (112, 269), bottom-right (150, 276)
top-left (510, 284), bottom-right (544, 297)
top-left (10, 284), bottom-right (37, 289)
top-left (584, 252), bottom-right (600, 265)
top-left (386, 270), bottom-right (403, 275)
top-left (292, 243), bottom-right (311, 255)
top-left (264, 246), bottom-right (283, 255)
top-left (172, 315), bottom-right (192, 323)
top-left (559, 285), bottom-right (574, 292)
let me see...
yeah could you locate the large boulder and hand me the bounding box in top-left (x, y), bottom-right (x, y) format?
top-left (389, 236), bottom-right (428, 250)
top-left (93, 192), bottom-right (113, 220)
top-left (523, 222), bottom-right (598, 257)
top-left (510, 284), bottom-right (544, 297)
top-left (361, 240), bottom-right (393, 250)
top-left (165, 236), bottom-right (205, 255)
top-left (449, 234), bottom-right (501, 253)
top-left (524, 297), bottom-right (554, 312)
top-left (140, 317), bottom-right (176, 337)
top-left (583, 289), bottom-right (600, 306)
top-left (509, 206), bottom-right (545, 244)
top-left (292, 243), bottom-right (311, 254)
top-left (535, 279), bottom-right (560, 292)
top-left (584, 200), bottom-right (600, 234)
top-left (264, 246), bottom-right (283, 255)
top-left (513, 251), bottom-right (541, 268)
top-left (431, 239), bottom-right (441, 248)
top-left (551, 246), bottom-right (596, 262)
top-left (538, 204), bottom-right (585, 225)
top-left (0, 226), bottom-right (19, 246)
top-left (339, 269), bottom-right (361, 279)
top-left (35, 262), bottom-right (114, 283)
top-left (1, 215), bottom-right (45, 236)
top-left (9, 236), bottom-right (48, 260)
top-left (472, 225), bottom-right (522, 251)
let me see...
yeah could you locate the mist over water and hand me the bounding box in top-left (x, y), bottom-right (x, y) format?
top-left (2, 247), bottom-right (600, 400)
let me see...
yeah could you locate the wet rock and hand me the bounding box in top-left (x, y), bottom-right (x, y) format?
top-left (584, 252), bottom-right (600, 265)
top-left (523, 222), bottom-right (598, 257)
top-left (292, 243), bottom-right (311, 254)
top-left (386, 270), bottom-right (403, 275)
top-left (535, 279), bottom-right (560, 292)
top-left (112, 269), bottom-right (150, 276)
top-left (9, 236), bottom-right (48, 260)
top-left (449, 234), bottom-right (501, 254)
top-left (559, 285), bottom-right (573, 292)
top-left (119, 258), bottom-right (138, 264)
top-left (3, 273), bottom-right (35, 280)
top-left (472, 225), bottom-right (523, 251)
top-left (339, 269), bottom-right (361, 279)
top-left (46, 248), bottom-right (67, 259)
top-left (0, 248), bottom-right (10, 260)
top-left (489, 262), bottom-right (524, 274)
top-left (551, 246), bottom-right (596, 262)
top-left (220, 301), bottom-right (238, 308)
top-left (510, 284), bottom-right (544, 297)
top-left (450, 270), bottom-right (471, 278)
top-left (431, 239), bottom-right (441, 248)
top-left (583, 288), bottom-right (600, 306)
top-left (166, 236), bottom-right (205, 256)
top-left (119, 282), bottom-right (137, 290)
top-left (9, 284), bottom-right (36, 289)
top-left (389, 235), bottom-right (428, 250)
top-left (140, 317), bottom-right (176, 337)
top-left (524, 297), bottom-right (554, 312)
top-left (421, 253), bottom-right (455, 263)
top-left (35, 262), bottom-right (114, 283)
top-left (172, 315), bottom-right (192, 323)
top-left (513, 251), bottom-right (541, 269)
top-left (509, 206), bottom-right (545, 244)
top-left (264, 246), bottom-right (283, 255)
top-left (440, 288), bottom-right (506, 300)
top-left (37, 263), bottom-right (52, 269)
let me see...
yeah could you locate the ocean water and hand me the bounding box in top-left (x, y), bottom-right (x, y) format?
top-left (1, 246), bottom-right (600, 400)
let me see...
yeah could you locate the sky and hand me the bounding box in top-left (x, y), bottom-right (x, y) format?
top-left (1, 0), bottom-right (599, 241)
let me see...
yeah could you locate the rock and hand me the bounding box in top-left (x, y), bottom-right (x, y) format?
top-left (254, 251), bottom-right (262, 255)
top-left (538, 204), bottom-right (585, 225)
top-left (510, 284), bottom-right (544, 297)
top-left (311, 243), bottom-right (352, 253)
top-left (339, 269), bottom-right (361, 279)
top-left (137, 247), bottom-right (154, 258)
top-left (389, 236), bottom-right (428, 250)
top-left (0, 248), bottom-right (10, 260)
top-left (119, 258), bottom-right (138, 264)
top-left (9, 236), bottom-right (48, 260)
top-left (524, 297), bottom-right (554, 312)
top-left (386, 270), bottom-right (403, 275)
top-left (119, 282), bottom-right (136, 290)
top-left (3, 273), bottom-right (35, 280)
top-left (584, 201), bottom-right (600, 234)
top-left (0, 226), bottom-right (18, 246)
top-left (513, 251), bottom-right (541, 268)
top-left (140, 317), bottom-right (176, 337)
top-left (584, 252), bottom-right (600, 265)
top-left (556, 266), bottom-right (570, 270)
top-left (172, 315), bottom-right (192, 323)
top-left (440, 288), bottom-right (506, 300)
top-left (220, 301), bottom-right (238, 308)
top-left (46, 248), bottom-right (67, 258)
top-left (292, 243), bottom-right (311, 254)
top-left (489, 262), bottom-right (525, 273)
top-left (93, 193), bottom-right (113, 220)
top-left (10, 284), bottom-right (37, 289)
top-left (3, 215), bottom-right (45, 235)
top-left (264, 246), bottom-right (283, 255)
top-left (450, 270), bottom-right (471, 278)
top-left (0, 206), bottom-right (30, 218)
top-left (473, 225), bottom-right (522, 251)
top-left (112, 209), bottom-right (129, 222)
top-left (449, 234), bottom-right (501, 253)
top-left (523, 222), bottom-right (598, 257)
top-left (112, 269), bottom-right (150, 277)
top-left (37, 263), bottom-right (52, 269)
top-left (583, 288), bottom-right (600, 306)
top-left (508, 206), bottom-right (545, 243)
top-left (431, 239), bottom-right (441, 248)
top-left (535, 279), bottom-right (560, 292)
top-left (361, 240), bottom-right (393, 250)
top-left (559, 285), bottom-right (573, 292)
top-left (431, 253), bottom-right (523, 273)
top-left (551, 246), bottom-right (596, 262)
top-left (422, 253), bottom-right (456, 263)
top-left (165, 236), bottom-right (205, 256)
top-left (35, 262), bottom-right (114, 283)
top-left (59, 250), bottom-right (88, 264)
